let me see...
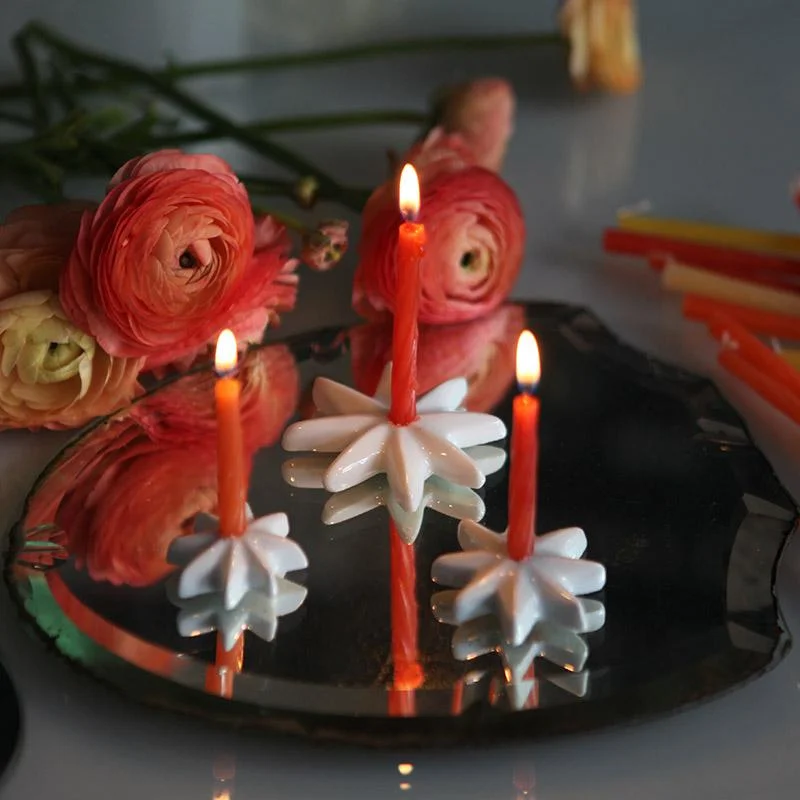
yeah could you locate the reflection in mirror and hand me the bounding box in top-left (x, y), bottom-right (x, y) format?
top-left (23, 343), bottom-right (298, 586)
top-left (7, 303), bottom-right (795, 744)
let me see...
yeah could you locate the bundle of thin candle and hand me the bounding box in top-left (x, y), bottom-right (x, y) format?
top-left (603, 213), bottom-right (800, 424)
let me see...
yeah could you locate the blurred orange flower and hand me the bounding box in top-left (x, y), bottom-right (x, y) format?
top-left (560, 0), bottom-right (643, 94)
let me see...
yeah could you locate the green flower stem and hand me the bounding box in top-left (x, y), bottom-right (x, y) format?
top-left (0, 30), bottom-right (565, 100)
top-left (249, 206), bottom-right (312, 234)
top-left (152, 108), bottom-right (428, 146)
top-left (241, 174), bottom-right (371, 210)
top-left (19, 23), bottom-right (355, 209)
top-left (162, 31), bottom-right (566, 80)
top-left (0, 108), bottom-right (33, 126)
top-left (11, 32), bottom-right (49, 130)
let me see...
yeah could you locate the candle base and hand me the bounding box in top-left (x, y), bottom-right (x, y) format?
top-left (168, 509), bottom-right (308, 612)
top-left (169, 576), bottom-right (307, 652)
top-left (431, 521), bottom-right (606, 646)
top-left (282, 364), bottom-right (507, 513)
top-left (283, 445), bottom-right (506, 543)
top-left (434, 592), bottom-right (603, 711)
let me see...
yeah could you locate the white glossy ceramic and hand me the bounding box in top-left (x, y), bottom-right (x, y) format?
top-left (168, 511), bottom-right (308, 611)
top-left (169, 578), bottom-right (308, 652)
top-left (431, 522), bottom-right (606, 646)
top-left (282, 363), bottom-right (507, 512)
top-left (282, 445), bottom-right (506, 542)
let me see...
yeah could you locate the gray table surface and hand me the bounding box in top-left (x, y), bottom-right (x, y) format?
top-left (1, 1), bottom-right (800, 797)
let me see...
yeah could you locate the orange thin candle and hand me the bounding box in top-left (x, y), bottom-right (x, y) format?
top-left (707, 315), bottom-right (800, 400)
top-left (205, 634), bottom-right (245, 699)
top-left (215, 330), bottom-right (247, 537)
top-left (682, 295), bottom-right (800, 340)
top-left (388, 520), bottom-right (423, 716)
top-left (507, 331), bottom-right (541, 562)
top-left (390, 164), bottom-right (426, 426)
top-left (603, 227), bottom-right (800, 279)
top-left (718, 348), bottom-right (800, 424)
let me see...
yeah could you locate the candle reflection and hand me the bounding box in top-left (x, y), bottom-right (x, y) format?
top-left (388, 520), bottom-right (424, 717)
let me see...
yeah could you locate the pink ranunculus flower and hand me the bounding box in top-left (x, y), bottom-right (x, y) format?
top-left (440, 78), bottom-right (515, 172)
top-left (0, 290), bottom-right (142, 429)
top-left (107, 148), bottom-right (237, 188)
top-left (60, 150), bottom-right (290, 366)
top-left (139, 213), bottom-right (300, 373)
top-left (350, 304), bottom-right (525, 413)
top-left (301, 219), bottom-right (349, 271)
top-left (354, 130), bottom-right (525, 325)
top-left (0, 202), bottom-right (94, 300)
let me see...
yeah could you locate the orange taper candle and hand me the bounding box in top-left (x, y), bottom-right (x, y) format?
top-left (390, 164), bottom-right (426, 425)
top-left (214, 330), bottom-right (247, 537)
top-left (388, 520), bottom-right (423, 717)
top-left (205, 634), bottom-right (245, 699)
top-left (708, 314), bottom-right (800, 400)
top-left (682, 295), bottom-right (800, 340)
top-left (718, 348), bottom-right (800, 424)
top-left (507, 331), bottom-right (541, 562)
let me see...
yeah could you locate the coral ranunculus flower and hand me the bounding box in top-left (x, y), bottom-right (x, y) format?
top-left (350, 304), bottom-right (526, 412)
top-left (0, 202), bottom-right (94, 300)
top-left (354, 134), bottom-right (525, 325)
top-left (560, 0), bottom-right (643, 94)
top-left (0, 291), bottom-right (142, 429)
top-left (60, 151), bottom-right (270, 364)
top-left (439, 78), bottom-right (516, 172)
top-left (133, 343), bottom-right (299, 454)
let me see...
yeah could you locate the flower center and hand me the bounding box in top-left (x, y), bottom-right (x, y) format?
top-left (179, 251), bottom-right (197, 269)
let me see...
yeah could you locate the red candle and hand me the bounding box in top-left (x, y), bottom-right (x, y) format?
top-left (708, 314), bottom-right (800, 399)
top-left (214, 330), bottom-right (247, 537)
top-left (507, 331), bottom-right (541, 562)
top-left (205, 634), bottom-right (244, 698)
top-left (718, 348), bottom-right (800, 424)
top-left (682, 295), bottom-right (800, 340)
top-left (603, 227), bottom-right (800, 283)
top-left (388, 520), bottom-right (423, 716)
top-left (390, 164), bottom-right (426, 426)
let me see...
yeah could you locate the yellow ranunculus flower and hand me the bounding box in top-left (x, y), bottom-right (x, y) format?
top-left (0, 291), bottom-right (142, 429)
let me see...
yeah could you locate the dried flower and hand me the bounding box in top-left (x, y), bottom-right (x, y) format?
top-left (560, 0), bottom-right (643, 94)
top-left (301, 220), bottom-right (349, 271)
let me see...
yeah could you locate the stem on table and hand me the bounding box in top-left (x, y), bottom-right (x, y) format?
top-left (150, 108), bottom-right (428, 146)
top-left (11, 31), bottom-right (49, 130)
top-left (0, 30), bottom-right (565, 99)
top-left (20, 23), bottom-right (357, 208)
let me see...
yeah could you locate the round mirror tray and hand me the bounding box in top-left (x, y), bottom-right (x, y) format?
top-left (4, 302), bottom-right (797, 746)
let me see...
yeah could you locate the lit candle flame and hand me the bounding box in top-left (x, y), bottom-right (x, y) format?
top-left (516, 330), bottom-right (541, 394)
top-left (398, 163), bottom-right (420, 221)
top-left (215, 329), bottom-right (238, 375)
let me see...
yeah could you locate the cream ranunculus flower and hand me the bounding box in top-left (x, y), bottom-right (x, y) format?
top-left (0, 291), bottom-right (142, 429)
top-left (560, 0), bottom-right (643, 94)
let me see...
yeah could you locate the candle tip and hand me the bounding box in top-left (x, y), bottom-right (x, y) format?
top-left (399, 163), bottom-right (420, 221)
top-left (215, 329), bottom-right (238, 374)
top-left (516, 330), bottom-right (540, 393)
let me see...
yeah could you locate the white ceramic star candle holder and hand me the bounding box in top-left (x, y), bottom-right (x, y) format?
top-left (431, 522), bottom-right (606, 646)
top-left (282, 445), bottom-right (506, 543)
top-left (282, 364), bottom-right (507, 513)
top-left (168, 509), bottom-right (308, 611)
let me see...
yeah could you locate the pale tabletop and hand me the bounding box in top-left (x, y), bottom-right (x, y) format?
top-left (0, 1), bottom-right (799, 798)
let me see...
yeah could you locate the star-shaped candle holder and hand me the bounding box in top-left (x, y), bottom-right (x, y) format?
top-left (431, 521), bottom-right (606, 647)
top-left (169, 578), bottom-right (307, 652)
top-left (282, 364), bottom-right (507, 513)
top-left (283, 445), bottom-right (506, 543)
top-left (168, 510), bottom-right (308, 611)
